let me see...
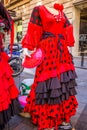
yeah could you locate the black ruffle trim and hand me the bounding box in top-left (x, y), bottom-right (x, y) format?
top-left (35, 70), bottom-right (77, 104)
top-left (60, 70), bottom-right (77, 83)
top-left (0, 98), bottom-right (22, 128)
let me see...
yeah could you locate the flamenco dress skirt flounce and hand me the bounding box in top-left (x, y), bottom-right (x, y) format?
top-left (0, 52), bottom-right (21, 129)
top-left (24, 36), bottom-right (78, 130)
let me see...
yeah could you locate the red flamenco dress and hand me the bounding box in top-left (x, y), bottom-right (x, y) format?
top-left (0, 2), bottom-right (21, 130)
top-left (22, 4), bottom-right (78, 130)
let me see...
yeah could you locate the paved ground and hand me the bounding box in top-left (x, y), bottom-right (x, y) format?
top-left (3, 57), bottom-right (87, 130)
top-left (74, 56), bottom-right (87, 69)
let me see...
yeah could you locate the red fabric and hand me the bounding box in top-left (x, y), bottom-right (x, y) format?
top-left (22, 5), bottom-right (74, 48)
top-left (30, 37), bottom-right (74, 82)
top-left (0, 3), bottom-right (19, 112)
top-left (0, 52), bottom-right (19, 111)
top-left (54, 3), bottom-right (64, 11)
top-left (24, 82), bottom-right (78, 130)
top-left (0, 33), bottom-right (4, 51)
top-left (10, 20), bottom-right (14, 55)
top-left (22, 5), bottom-right (77, 130)
top-left (22, 22), bottom-right (43, 50)
top-left (22, 48), bottom-right (44, 68)
top-left (65, 25), bottom-right (75, 46)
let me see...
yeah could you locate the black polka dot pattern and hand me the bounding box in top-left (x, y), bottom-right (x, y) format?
top-left (30, 6), bottom-right (42, 26)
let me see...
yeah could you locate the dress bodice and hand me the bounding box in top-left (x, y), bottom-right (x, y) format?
top-left (39, 5), bottom-right (66, 34)
top-left (22, 5), bottom-right (74, 50)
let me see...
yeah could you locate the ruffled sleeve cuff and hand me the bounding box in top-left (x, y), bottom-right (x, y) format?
top-left (65, 25), bottom-right (75, 47)
top-left (22, 22), bottom-right (43, 50)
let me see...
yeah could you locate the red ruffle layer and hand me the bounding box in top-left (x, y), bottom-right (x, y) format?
top-left (24, 86), bottom-right (78, 129)
top-left (0, 52), bottom-right (19, 111)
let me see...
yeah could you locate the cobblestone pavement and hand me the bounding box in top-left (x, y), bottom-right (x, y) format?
top-left (3, 58), bottom-right (87, 130)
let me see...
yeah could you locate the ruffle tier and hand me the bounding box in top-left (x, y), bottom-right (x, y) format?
top-left (0, 98), bottom-right (22, 129)
top-left (23, 35), bottom-right (78, 129)
top-left (0, 52), bottom-right (19, 111)
top-left (0, 52), bottom-right (21, 128)
top-left (24, 95), bottom-right (78, 130)
top-left (35, 70), bottom-right (77, 104)
top-left (24, 70), bottom-right (78, 130)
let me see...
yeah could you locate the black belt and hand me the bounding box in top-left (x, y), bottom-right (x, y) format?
top-left (41, 32), bottom-right (65, 40)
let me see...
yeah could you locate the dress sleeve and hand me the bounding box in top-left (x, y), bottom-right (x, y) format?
top-left (22, 6), bottom-right (43, 50)
top-left (64, 14), bottom-right (75, 47)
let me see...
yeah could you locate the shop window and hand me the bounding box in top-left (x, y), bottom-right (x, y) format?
top-left (79, 19), bottom-right (87, 55)
top-left (14, 20), bottom-right (22, 43)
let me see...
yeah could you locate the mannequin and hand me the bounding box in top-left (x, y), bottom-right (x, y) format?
top-left (23, 1), bottom-right (72, 56)
top-left (22, 2), bottom-right (77, 130)
top-left (23, 2), bottom-right (62, 56)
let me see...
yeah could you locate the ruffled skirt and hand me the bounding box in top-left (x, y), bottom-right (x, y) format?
top-left (0, 52), bottom-right (21, 129)
top-left (24, 37), bottom-right (78, 130)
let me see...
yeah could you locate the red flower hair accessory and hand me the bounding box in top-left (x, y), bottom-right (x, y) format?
top-left (54, 3), bottom-right (64, 11)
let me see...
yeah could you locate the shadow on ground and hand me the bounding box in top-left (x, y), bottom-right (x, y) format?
top-left (75, 104), bottom-right (87, 130)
